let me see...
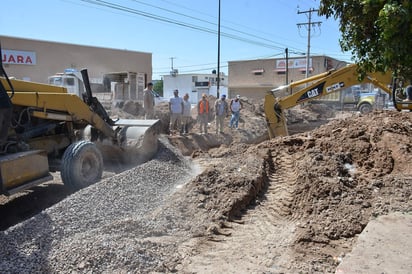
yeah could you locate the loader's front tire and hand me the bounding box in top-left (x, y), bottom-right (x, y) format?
top-left (61, 141), bottom-right (103, 190)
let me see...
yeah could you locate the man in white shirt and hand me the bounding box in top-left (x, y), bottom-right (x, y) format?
top-left (143, 82), bottom-right (155, 119)
top-left (229, 95), bottom-right (243, 129)
top-left (169, 89), bottom-right (184, 135)
top-left (181, 93), bottom-right (192, 134)
top-left (214, 94), bottom-right (229, 134)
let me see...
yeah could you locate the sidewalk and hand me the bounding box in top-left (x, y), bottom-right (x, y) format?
top-left (336, 212), bottom-right (412, 274)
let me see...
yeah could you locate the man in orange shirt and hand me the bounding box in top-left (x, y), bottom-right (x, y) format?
top-left (197, 93), bottom-right (210, 134)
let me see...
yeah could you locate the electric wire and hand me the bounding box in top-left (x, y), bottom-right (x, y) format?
top-left (80, 0), bottom-right (288, 51)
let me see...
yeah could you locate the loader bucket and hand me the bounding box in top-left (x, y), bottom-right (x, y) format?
top-left (87, 119), bottom-right (161, 171)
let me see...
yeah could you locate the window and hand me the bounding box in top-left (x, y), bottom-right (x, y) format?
top-left (252, 69), bottom-right (264, 75)
top-left (49, 77), bottom-right (62, 85)
top-left (195, 81), bottom-right (209, 87)
top-left (64, 78), bottom-right (75, 86)
top-left (299, 67), bottom-right (314, 74)
top-left (192, 76), bottom-right (198, 82)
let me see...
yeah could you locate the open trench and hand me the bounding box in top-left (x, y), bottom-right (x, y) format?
top-left (177, 148), bottom-right (306, 273)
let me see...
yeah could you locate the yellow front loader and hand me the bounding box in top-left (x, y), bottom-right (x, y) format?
top-left (0, 54), bottom-right (159, 196)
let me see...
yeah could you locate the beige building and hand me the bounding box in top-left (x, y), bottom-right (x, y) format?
top-left (0, 35), bottom-right (152, 98)
top-left (228, 56), bottom-right (347, 99)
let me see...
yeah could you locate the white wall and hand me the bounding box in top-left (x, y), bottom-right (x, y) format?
top-left (163, 73), bottom-right (228, 104)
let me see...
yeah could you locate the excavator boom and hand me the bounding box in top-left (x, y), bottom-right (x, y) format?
top-left (264, 64), bottom-right (412, 138)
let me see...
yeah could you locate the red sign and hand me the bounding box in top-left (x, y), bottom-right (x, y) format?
top-left (2, 49), bottom-right (36, 65)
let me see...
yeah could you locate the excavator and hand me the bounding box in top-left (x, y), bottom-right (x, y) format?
top-left (264, 64), bottom-right (412, 138)
top-left (0, 46), bottom-right (159, 196)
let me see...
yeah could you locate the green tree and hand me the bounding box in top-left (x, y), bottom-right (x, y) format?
top-left (319, 0), bottom-right (412, 79)
top-left (153, 79), bottom-right (163, 96)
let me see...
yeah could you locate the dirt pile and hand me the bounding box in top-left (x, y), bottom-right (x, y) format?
top-left (113, 95), bottom-right (410, 272)
top-left (172, 109), bottom-right (411, 272)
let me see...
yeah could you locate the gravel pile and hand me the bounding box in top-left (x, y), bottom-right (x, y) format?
top-left (0, 136), bottom-right (197, 273)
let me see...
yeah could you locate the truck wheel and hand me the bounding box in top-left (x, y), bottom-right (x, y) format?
top-left (358, 103), bottom-right (373, 114)
top-left (61, 141), bottom-right (103, 190)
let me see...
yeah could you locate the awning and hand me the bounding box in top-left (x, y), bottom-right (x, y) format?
top-left (299, 67), bottom-right (314, 72)
top-left (274, 68), bottom-right (286, 72)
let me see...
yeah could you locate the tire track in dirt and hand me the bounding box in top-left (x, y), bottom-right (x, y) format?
top-left (178, 149), bottom-right (300, 273)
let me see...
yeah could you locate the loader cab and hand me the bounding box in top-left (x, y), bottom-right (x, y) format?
top-left (48, 69), bottom-right (85, 97)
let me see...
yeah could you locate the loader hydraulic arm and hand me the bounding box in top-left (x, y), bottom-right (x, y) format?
top-left (264, 64), bottom-right (411, 139)
top-left (8, 90), bottom-right (117, 140)
top-left (0, 77), bottom-right (118, 141)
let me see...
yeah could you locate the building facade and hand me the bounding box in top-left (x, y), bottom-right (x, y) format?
top-left (163, 72), bottom-right (228, 104)
top-left (228, 56), bottom-right (347, 99)
top-left (1, 35), bottom-right (152, 99)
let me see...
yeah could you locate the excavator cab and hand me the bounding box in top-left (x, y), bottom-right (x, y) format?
top-left (391, 78), bottom-right (412, 106)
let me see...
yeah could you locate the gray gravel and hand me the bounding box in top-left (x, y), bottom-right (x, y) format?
top-left (0, 136), bottom-right (197, 273)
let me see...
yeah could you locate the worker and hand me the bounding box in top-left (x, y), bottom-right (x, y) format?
top-left (143, 82), bottom-right (155, 119)
top-left (229, 95), bottom-right (243, 129)
top-left (169, 89), bottom-right (184, 135)
top-left (181, 93), bottom-right (192, 135)
top-left (214, 94), bottom-right (229, 134)
top-left (197, 93), bottom-right (210, 134)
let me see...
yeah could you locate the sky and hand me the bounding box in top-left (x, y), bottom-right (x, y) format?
top-left (0, 0), bottom-right (352, 80)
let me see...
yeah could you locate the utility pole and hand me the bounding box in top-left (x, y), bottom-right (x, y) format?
top-left (297, 8), bottom-right (322, 79)
top-left (285, 48), bottom-right (289, 86)
top-left (170, 57), bottom-right (175, 70)
top-left (217, 0), bottom-right (221, 98)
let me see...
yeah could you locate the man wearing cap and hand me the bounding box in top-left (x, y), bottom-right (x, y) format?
top-left (229, 95), bottom-right (243, 129)
top-left (197, 93), bottom-right (210, 134)
top-left (214, 94), bottom-right (229, 134)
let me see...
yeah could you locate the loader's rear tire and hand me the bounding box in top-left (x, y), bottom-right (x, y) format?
top-left (61, 141), bottom-right (103, 190)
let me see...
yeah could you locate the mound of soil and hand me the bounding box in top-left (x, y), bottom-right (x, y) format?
top-left (170, 108), bottom-right (411, 273)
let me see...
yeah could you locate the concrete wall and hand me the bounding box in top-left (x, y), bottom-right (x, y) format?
top-left (0, 35), bottom-right (152, 85)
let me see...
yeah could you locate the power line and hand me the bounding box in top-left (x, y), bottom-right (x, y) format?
top-left (80, 0), bottom-right (292, 51)
top-left (154, 64), bottom-right (229, 75)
